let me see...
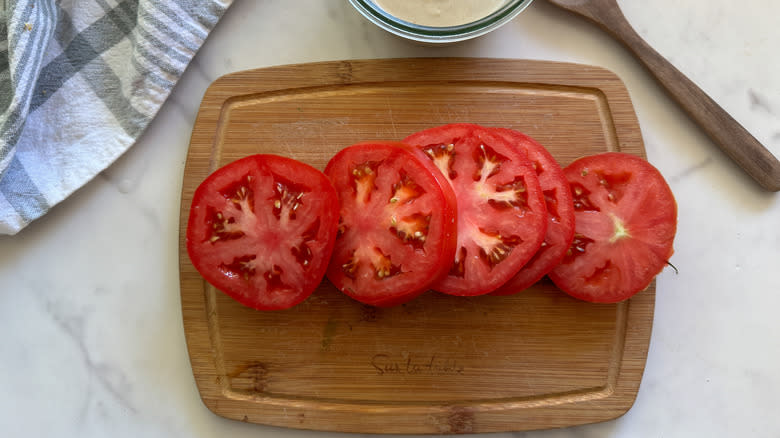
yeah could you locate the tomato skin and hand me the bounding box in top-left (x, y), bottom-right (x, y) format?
top-left (325, 142), bottom-right (458, 307)
top-left (186, 154), bottom-right (339, 311)
top-left (404, 123), bottom-right (548, 296)
top-left (548, 152), bottom-right (677, 303)
top-left (490, 129), bottom-right (575, 295)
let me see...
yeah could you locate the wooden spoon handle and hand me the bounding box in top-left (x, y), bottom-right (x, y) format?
top-left (581, 6), bottom-right (780, 191)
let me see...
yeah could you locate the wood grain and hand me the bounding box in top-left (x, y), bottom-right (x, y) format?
top-left (544, 0), bottom-right (780, 191)
top-left (178, 58), bottom-right (654, 433)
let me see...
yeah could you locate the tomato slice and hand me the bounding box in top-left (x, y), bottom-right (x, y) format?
top-left (490, 128), bottom-right (575, 295)
top-left (324, 142), bottom-right (458, 307)
top-left (404, 123), bottom-right (548, 296)
top-left (548, 152), bottom-right (677, 303)
top-left (186, 154), bottom-right (339, 311)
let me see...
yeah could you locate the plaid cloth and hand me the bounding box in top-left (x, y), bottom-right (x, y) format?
top-left (0, 0), bottom-right (232, 235)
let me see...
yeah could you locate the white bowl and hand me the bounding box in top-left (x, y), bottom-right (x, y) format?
top-left (349, 0), bottom-right (535, 44)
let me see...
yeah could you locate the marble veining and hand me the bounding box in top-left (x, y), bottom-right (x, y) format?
top-left (1, 0), bottom-right (779, 437)
top-left (668, 156), bottom-right (715, 184)
top-left (748, 89), bottom-right (774, 114)
top-left (42, 296), bottom-right (138, 415)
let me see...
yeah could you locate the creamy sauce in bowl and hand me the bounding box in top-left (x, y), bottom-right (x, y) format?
top-left (373, 0), bottom-right (508, 27)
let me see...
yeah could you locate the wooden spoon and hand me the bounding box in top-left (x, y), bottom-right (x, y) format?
top-left (543, 0), bottom-right (780, 191)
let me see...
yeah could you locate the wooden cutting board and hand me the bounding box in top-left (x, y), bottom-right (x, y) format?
top-left (178, 58), bottom-right (653, 434)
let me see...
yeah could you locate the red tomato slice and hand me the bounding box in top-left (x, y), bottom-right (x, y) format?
top-left (548, 152), bottom-right (677, 303)
top-left (404, 123), bottom-right (548, 296)
top-left (491, 128), bottom-right (575, 295)
top-left (186, 154), bottom-right (339, 311)
top-left (325, 142), bottom-right (458, 307)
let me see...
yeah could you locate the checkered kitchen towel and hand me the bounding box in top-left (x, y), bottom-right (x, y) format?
top-left (0, 0), bottom-right (232, 235)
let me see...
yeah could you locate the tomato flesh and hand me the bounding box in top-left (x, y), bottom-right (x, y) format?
top-left (325, 142), bottom-right (458, 307)
top-left (548, 152), bottom-right (677, 303)
top-left (186, 154), bottom-right (339, 311)
top-left (404, 124), bottom-right (548, 296)
top-left (490, 128), bottom-right (575, 295)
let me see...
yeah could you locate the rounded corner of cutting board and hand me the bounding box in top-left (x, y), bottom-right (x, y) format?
top-left (178, 58), bottom-right (653, 434)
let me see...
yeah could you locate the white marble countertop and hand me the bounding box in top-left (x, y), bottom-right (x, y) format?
top-left (2, 0), bottom-right (779, 436)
